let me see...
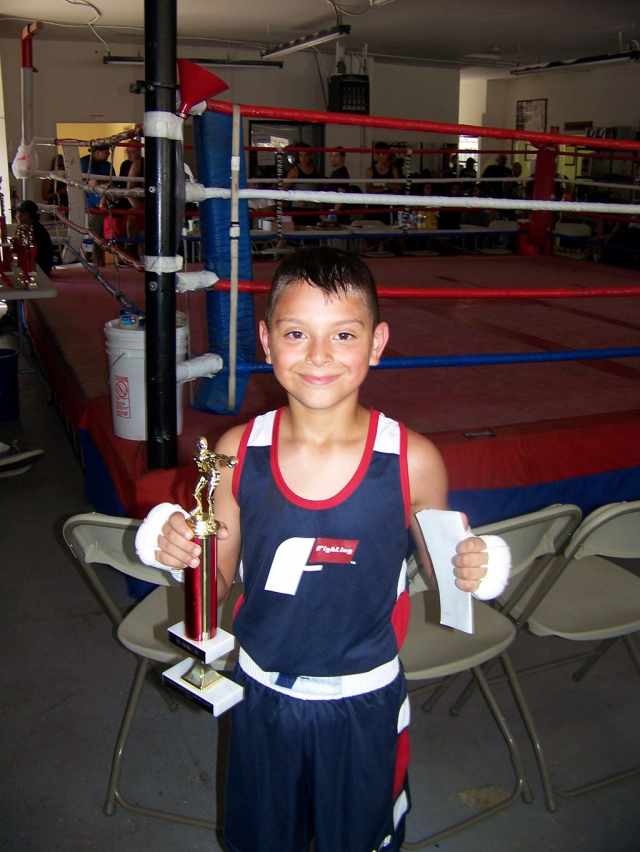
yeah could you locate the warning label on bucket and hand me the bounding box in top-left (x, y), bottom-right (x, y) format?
top-left (114, 375), bottom-right (131, 418)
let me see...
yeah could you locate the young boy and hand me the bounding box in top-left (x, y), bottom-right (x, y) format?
top-left (136, 247), bottom-right (510, 852)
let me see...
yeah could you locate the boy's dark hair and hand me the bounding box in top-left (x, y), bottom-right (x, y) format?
top-left (265, 247), bottom-right (380, 329)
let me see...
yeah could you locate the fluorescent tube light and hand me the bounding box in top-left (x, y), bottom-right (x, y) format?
top-left (261, 25), bottom-right (350, 60)
top-left (511, 50), bottom-right (639, 75)
top-left (103, 55), bottom-right (283, 69)
top-left (103, 55), bottom-right (143, 65)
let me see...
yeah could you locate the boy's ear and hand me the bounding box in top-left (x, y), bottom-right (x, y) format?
top-left (369, 321), bottom-right (389, 366)
top-left (258, 320), bottom-right (272, 364)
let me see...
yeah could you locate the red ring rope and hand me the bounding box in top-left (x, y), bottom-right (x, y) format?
top-left (214, 280), bottom-right (640, 300)
top-left (207, 101), bottom-right (640, 153)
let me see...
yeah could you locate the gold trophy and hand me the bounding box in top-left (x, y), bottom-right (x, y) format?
top-left (162, 437), bottom-right (244, 715)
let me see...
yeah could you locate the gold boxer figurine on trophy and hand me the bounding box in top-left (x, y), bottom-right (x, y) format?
top-left (189, 436), bottom-right (238, 538)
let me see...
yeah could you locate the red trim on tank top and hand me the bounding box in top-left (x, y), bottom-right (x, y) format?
top-left (232, 419), bottom-right (254, 501)
top-left (270, 408), bottom-right (381, 510)
top-left (398, 423), bottom-right (411, 527)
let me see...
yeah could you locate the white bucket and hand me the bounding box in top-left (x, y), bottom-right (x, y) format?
top-left (105, 315), bottom-right (188, 441)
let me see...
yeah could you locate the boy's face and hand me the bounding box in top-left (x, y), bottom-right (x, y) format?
top-left (259, 282), bottom-right (388, 413)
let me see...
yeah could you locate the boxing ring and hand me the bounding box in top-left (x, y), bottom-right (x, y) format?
top-left (16, 97), bottom-right (640, 526)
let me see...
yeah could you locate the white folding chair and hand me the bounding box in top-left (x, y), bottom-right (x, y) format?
top-left (63, 512), bottom-right (240, 829)
top-left (503, 501), bottom-right (640, 808)
top-left (431, 506), bottom-right (582, 724)
top-left (400, 581), bottom-right (535, 848)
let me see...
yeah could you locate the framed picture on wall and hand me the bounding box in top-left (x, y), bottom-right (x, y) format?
top-left (516, 99), bottom-right (547, 134)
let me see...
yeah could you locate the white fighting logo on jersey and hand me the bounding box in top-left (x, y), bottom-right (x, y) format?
top-left (264, 537), bottom-right (359, 595)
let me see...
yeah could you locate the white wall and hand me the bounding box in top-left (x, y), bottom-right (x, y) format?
top-left (0, 38), bottom-right (461, 196)
top-left (497, 62), bottom-right (640, 133)
top-left (459, 76), bottom-right (487, 127)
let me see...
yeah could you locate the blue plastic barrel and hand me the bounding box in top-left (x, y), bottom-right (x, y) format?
top-left (0, 348), bottom-right (19, 421)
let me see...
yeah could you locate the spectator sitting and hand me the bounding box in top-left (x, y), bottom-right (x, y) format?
top-left (460, 183), bottom-right (494, 228)
top-left (459, 157), bottom-right (477, 180)
top-left (283, 142), bottom-right (323, 227)
top-left (438, 182), bottom-right (463, 231)
top-left (365, 142), bottom-right (401, 225)
top-left (327, 147), bottom-right (350, 224)
top-left (15, 200), bottom-right (54, 276)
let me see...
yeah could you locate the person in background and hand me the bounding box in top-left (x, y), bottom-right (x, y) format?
top-left (283, 142), bottom-right (323, 227)
top-left (438, 182), bottom-right (463, 231)
top-left (365, 142), bottom-right (401, 225)
top-left (80, 144), bottom-right (114, 266)
top-left (460, 183), bottom-right (494, 228)
top-left (327, 146), bottom-right (350, 224)
top-left (481, 153), bottom-right (511, 198)
top-left (506, 162), bottom-right (525, 220)
top-left (459, 157), bottom-right (477, 180)
top-left (15, 200), bottom-right (54, 276)
top-left (119, 144), bottom-right (145, 258)
top-left (41, 154), bottom-right (68, 209)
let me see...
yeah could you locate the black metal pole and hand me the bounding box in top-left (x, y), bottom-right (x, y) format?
top-left (145, 0), bottom-right (178, 469)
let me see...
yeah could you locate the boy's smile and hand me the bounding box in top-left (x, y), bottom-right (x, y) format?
top-left (259, 282), bottom-right (388, 412)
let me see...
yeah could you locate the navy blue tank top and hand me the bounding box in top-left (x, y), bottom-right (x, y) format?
top-left (231, 409), bottom-right (411, 677)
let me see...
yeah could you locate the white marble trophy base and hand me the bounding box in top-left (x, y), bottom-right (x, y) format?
top-left (167, 621), bottom-right (235, 664)
top-left (163, 658), bottom-right (244, 716)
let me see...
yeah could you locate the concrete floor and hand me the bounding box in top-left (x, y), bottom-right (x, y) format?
top-left (2, 336), bottom-right (640, 852)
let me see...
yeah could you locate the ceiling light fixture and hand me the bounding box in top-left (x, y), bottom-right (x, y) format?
top-left (261, 25), bottom-right (351, 59)
top-left (511, 49), bottom-right (639, 75)
top-left (103, 55), bottom-right (283, 69)
top-left (369, 0), bottom-right (397, 6)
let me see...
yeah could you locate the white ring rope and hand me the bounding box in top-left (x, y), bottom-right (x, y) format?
top-left (190, 186), bottom-right (640, 217)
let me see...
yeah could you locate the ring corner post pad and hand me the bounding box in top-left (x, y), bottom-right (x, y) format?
top-left (414, 508), bottom-right (474, 634)
top-left (163, 659), bottom-right (244, 716)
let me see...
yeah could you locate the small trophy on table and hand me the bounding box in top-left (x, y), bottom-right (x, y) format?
top-left (162, 437), bottom-right (244, 715)
top-left (12, 224), bottom-right (37, 286)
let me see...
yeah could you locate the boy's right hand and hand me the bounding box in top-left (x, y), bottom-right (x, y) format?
top-left (156, 511), bottom-right (201, 570)
top-left (156, 511), bottom-right (230, 570)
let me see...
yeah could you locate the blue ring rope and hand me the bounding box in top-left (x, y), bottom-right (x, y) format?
top-left (228, 347), bottom-right (640, 374)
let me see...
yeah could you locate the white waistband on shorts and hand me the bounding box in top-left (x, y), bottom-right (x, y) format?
top-left (238, 648), bottom-right (400, 701)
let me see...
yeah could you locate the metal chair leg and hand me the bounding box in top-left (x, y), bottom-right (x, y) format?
top-left (500, 651), bottom-right (557, 812)
top-left (474, 659), bottom-right (534, 806)
top-left (104, 656), bottom-right (218, 830)
top-left (402, 660), bottom-right (532, 850)
top-left (571, 637), bottom-right (617, 681)
top-left (420, 673), bottom-right (460, 713)
top-left (104, 657), bottom-right (149, 816)
top-left (623, 634), bottom-right (640, 676)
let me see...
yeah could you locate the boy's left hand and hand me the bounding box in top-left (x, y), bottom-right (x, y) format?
top-left (453, 536), bottom-right (489, 593)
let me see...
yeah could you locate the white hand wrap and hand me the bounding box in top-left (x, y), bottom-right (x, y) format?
top-left (135, 502), bottom-right (190, 582)
top-left (465, 531), bottom-right (512, 601)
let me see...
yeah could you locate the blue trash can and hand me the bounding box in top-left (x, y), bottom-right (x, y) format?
top-left (0, 349), bottom-right (19, 421)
